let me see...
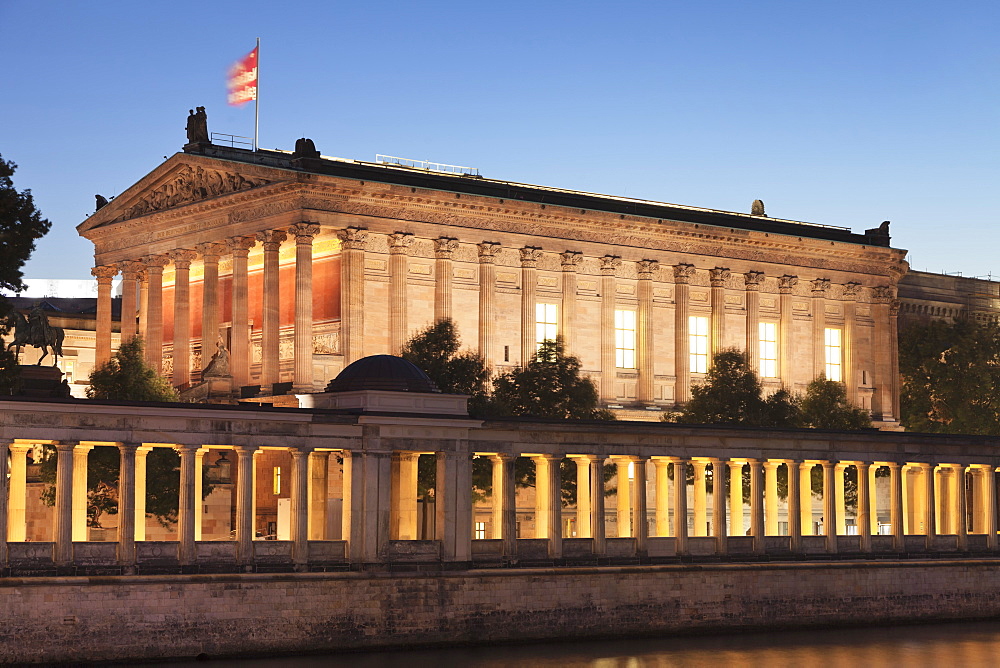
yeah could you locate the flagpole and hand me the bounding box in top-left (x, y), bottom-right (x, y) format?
top-left (253, 37), bottom-right (260, 151)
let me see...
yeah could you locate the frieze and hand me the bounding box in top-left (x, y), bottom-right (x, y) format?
top-left (454, 268), bottom-right (476, 280)
top-left (117, 166), bottom-right (271, 222)
top-left (616, 284), bottom-right (636, 295)
top-left (497, 272), bottom-right (517, 284)
top-left (365, 259), bottom-right (387, 272)
top-left (538, 276), bottom-right (558, 288)
top-left (228, 200), bottom-right (294, 224)
top-left (313, 332), bottom-right (340, 355)
top-left (409, 263), bottom-right (432, 275)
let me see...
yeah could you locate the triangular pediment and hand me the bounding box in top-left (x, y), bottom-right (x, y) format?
top-left (78, 154), bottom-right (276, 235)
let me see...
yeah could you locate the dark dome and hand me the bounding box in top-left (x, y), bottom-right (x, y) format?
top-left (325, 355), bottom-right (441, 393)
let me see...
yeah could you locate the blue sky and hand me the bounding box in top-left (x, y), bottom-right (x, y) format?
top-left (2, 1), bottom-right (998, 280)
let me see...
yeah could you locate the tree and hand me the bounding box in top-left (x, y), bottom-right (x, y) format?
top-left (401, 318), bottom-right (491, 416)
top-left (0, 155), bottom-right (52, 393)
top-left (87, 336), bottom-right (179, 401)
top-left (899, 318), bottom-right (1000, 434)
top-left (800, 376), bottom-right (872, 430)
top-left (492, 338), bottom-right (616, 420)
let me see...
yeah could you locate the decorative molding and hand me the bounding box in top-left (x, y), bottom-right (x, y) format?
top-left (289, 222), bottom-right (321, 242)
top-left (313, 332), bottom-right (340, 355)
top-left (114, 165), bottom-right (271, 222)
top-left (226, 235), bottom-right (257, 255)
top-left (169, 248), bottom-right (197, 268)
top-left (91, 265), bottom-right (118, 281)
top-left (843, 282), bottom-right (861, 299)
top-left (256, 229), bottom-right (287, 251)
top-left (811, 278), bottom-right (831, 295)
top-left (744, 271), bottom-right (765, 291)
top-left (388, 232), bottom-right (415, 254)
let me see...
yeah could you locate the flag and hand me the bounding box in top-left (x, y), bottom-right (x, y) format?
top-left (227, 47), bottom-right (258, 106)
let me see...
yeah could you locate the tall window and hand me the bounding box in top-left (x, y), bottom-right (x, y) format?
top-left (759, 322), bottom-right (778, 378)
top-left (535, 303), bottom-right (558, 349)
top-left (615, 310), bottom-right (636, 368)
top-left (689, 316), bottom-right (709, 373)
top-left (824, 327), bottom-right (843, 381)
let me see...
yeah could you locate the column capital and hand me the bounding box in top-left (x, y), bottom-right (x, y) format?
top-left (560, 251), bottom-right (583, 270)
top-left (92, 265), bottom-right (118, 282)
top-left (55, 440), bottom-right (79, 452)
top-left (762, 460), bottom-right (781, 471)
top-left (890, 299), bottom-right (901, 317)
top-left (673, 263), bottom-right (696, 283)
top-left (744, 271), bottom-right (765, 290)
top-left (489, 452), bottom-right (516, 463)
top-left (169, 248), bottom-right (198, 269)
top-left (173, 443), bottom-right (200, 454)
top-left (256, 229), bottom-right (287, 251)
top-left (388, 232), bottom-right (415, 254)
top-left (843, 281), bottom-right (861, 299)
top-left (778, 275), bottom-right (798, 294)
top-left (434, 237), bottom-right (459, 258)
top-left (887, 461), bottom-right (903, 471)
top-left (531, 453), bottom-right (563, 463)
top-left (116, 441), bottom-right (141, 453)
top-left (142, 254), bottom-right (170, 270)
top-left (196, 241), bottom-right (227, 260)
top-left (233, 444), bottom-right (259, 455)
top-left (117, 260), bottom-right (144, 279)
top-left (290, 222), bottom-right (321, 242)
top-left (811, 278), bottom-right (831, 295)
top-left (599, 255), bottom-right (621, 276)
top-left (519, 246), bottom-right (543, 268)
top-left (477, 241), bottom-right (502, 263)
top-left (871, 285), bottom-right (896, 303)
top-left (709, 267), bottom-right (731, 287)
top-left (337, 226), bottom-right (369, 250)
top-left (226, 235), bottom-right (257, 254)
top-left (637, 259), bottom-right (659, 277)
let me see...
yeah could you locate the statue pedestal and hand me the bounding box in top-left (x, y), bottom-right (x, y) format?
top-left (180, 375), bottom-right (234, 404)
top-left (16, 365), bottom-right (70, 398)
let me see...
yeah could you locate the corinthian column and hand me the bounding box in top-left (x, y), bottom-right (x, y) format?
top-left (291, 223), bottom-right (320, 389)
top-left (778, 275), bottom-right (798, 388)
top-left (559, 252), bottom-right (582, 352)
top-left (337, 227), bottom-right (368, 366)
top-left (871, 286), bottom-right (896, 421)
top-left (477, 242), bottom-right (501, 367)
top-left (600, 255), bottom-right (621, 402)
top-left (227, 236), bottom-right (257, 388)
top-left (434, 237), bottom-right (458, 323)
top-left (520, 247), bottom-right (542, 365)
top-left (890, 298), bottom-right (901, 420)
top-left (710, 267), bottom-right (730, 359)
top-left (92, 265), bottom-right (118, 366)
top-left (636, 260), bottom-right (659, 405)
top-left (811, 279), bottom-right (830, 379)
top-left (170, 249), bottom-right (197, 387)
top-left (117, 261), bottom-right (142, 343)
top-left (196, 242), bottom-right (225, 373)
top-left (388, 232), bottom-right (414, 355)
top-left (673, 264), bottom-right (695, 404)
top-left (143, 255), bottom-right (169, 373)
top-left (257, 229), bottom-right (287, 388)
top-left (843, 282), bottom-right (859, 403)
top-left (744, 271), bottom-right (764, 374)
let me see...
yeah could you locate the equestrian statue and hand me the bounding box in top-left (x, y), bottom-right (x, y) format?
top-left (6, 304), bottom-right (65, 365)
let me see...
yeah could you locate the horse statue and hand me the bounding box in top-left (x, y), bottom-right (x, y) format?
top-left (6, 306), bottom-right (65, 365)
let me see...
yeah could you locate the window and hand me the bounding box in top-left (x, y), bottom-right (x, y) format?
top-left (535, 303), bottom-right (558, 349)
top-left (614, 310), bottom-right (636, 368)
top-left (272, 466), bottom-right (282, 495)
top-left (474, 522), bottom-right (486, 540)
top-left (825, 327), bottom-right (843, 381)
top-left (689, 316), bottom-right (709, 373)
top-left (759, 322), bottom-right (777, 378)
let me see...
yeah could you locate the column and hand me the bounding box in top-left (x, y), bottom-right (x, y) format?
top-left (337, 227), bottom-right (368, 365)
top-left (489, 453), bottom-right (517, 558)
top-left (176, 445), bottom-right (198, 565)
top-left (889, 462), bottom-right (904, 551)
top-left (744, 272), bottom-right (764, 374)
top-left (748, 460), bottom-right (765, 554)
top-left (985, 466), bottom-right (997, 551)
top-left (388, 232), bottom-right (415, 355)
top-left (811, 279), bottom-right (829, 378)
top-left (673, 264), bottom-right (695, 404)
top-left (764, 461), bottom-right (779, 535)
top-left (291, 223), bottom-right (320, 389)
top-left (520, 247), bottom-right (542, 365)
top-left (0, 443), bottom-right (9, 564)
top-left (834, 463), bottom-right (848, 536)
top-left (290, 448), bottom-right (310, 566)
top-left (673, 460), bottom-right (688, 554)
top-left (589, 455), bottom-right (607, 556)
top-left (800, 462), bottom-right (814, 536)
top-left (857, 462), bottom-right (872, 552)
top-left (227, 236), bottom-right (256, 388)
top-left (692, 461), bottom-right (707, 536)
top-left (434, 451), bottom-right (472, 562)
top-left (308, 451), bottom-right (330, 540)
top-left (654, 459), bottom-right (671, 537)
top-left (871, 286), bottom-right (896, 421)
top-left (532, 455), bottom-right (562, 558)
top-left (477, 242), bottom-right (501, 367)
top-left (54, 442), bottom-right (76, 566)
top-left (7, 445), bottom-right (29, 542)
top-left (117, 261), bottom-right (142, 342)
top-left (196, 242), bottom-right (225, 374)
top-left (636, 260), bottom-right (659, 404)
top-left (194, 449), bottom-right (205, 541)
top-left (92, 266), bottom-right (117, 366)
top-left (434, 237), bottom-right (458, 324)
top-left (349, 450), bottom-right (392, 563)
top-left (631, 457), bottom-right (648, 556)
top-left (709, 268), bottom-right (730, 359)
top-left (869, 464), bottom-right (879, 535)
top-left (559, 252), bottom-right (582, 352)
top-left (235, 445), bottom-right (256, 565)
top-left (729, 461), bottom-right (743, 536)
top-left (823, 461), bottom-right (838, 553)
top-left (71, 444), bottom-right (92, 542)
top-left (257, 229), bottom-right (287, 388)
top-left (711, 459), bottom-right (727, 554)
top-left (138, 269), bottom-right (149, 342)
top-left (955, 465), bottom-right (968, 551)
top-left (390, 452), bottom-right (419, 540)
top-left (889, 299), bottom-right (902, 421)
top-left (778, 275), bottom-right (797, 388)
top-left (787, 460), bottom-right (802, 552)
top-left (924, 463), bottom-right (937, 549)
top-left (600, 255), bottom-right (621, 402)
top-left (616, 458), bottom-right (632, 537)
top-left (143, 255), bottom-right (169, 372)
top-left (170, 249), bottom-right (197, 386)
top-left (135, 446), bottom-right (151, 541)
top-left (573, 457), bottom-right (592, 537)
top-left (843, 283), bottom-right (860, 404)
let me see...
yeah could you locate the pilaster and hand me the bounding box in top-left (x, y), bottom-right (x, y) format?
top-left (520, 247), bottom-right (542, 365)
top-left (673, 264), bottom-right (695, 404)
top-left (600, 256), bottom-right (621, 402)
top-left (778, 275), bottom-right (798, 388)
top-left (477, 242), bottom-right (501, 367)
top-left (811, 279), bottom-right (830, 379)
top-left (388, 232), bottom-right (414, 355)
top-left (709, 267), bottom-right (730, 359)
top-left (434, 237), bottom-right (458, 323)
top-left (636, 260), bottom-right (658, 404)
top-left (559, 252), bottom-right (582, 352)
top-left (843, 282), bottom-right (860, 403)
top-left (744, 271), bottom-right (764, 375)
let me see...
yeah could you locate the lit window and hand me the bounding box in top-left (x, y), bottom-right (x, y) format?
top-left (689, 316), bottom-right (709, 373)
top-left (273, 467), bottom-right (282, 495)
top-left (615, 310), bottom-right (636, 368)
top-left (535, 303), bottom-right (558, 349)
top-left (759, 322), bottom-right (778, 378)
top-left (475, 522), bottom-right (487, 540)
top-left (825, 327), bottom-right (843, 381)
top-left (58, 359), bottom-right (76, 383)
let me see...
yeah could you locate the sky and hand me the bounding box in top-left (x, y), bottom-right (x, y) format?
top-left (2, 1), bottom-right (999, 282)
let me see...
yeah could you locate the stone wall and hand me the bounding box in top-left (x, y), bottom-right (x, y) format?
top-left (5, 560), bottom-right (1000, 664)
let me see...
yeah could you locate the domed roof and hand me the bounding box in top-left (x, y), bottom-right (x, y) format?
top-left (324, 355), bottom-right (441, 394)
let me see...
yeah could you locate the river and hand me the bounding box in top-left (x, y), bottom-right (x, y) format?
top-left (160, 619), bottom-right (1000, 667)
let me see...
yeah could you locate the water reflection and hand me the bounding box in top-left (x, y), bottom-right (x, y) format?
top-left (163, 619), bottom-right (1000, 667)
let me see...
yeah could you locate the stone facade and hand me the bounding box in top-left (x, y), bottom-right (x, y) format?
top-left (898, 269), bottom-right (1000, 326)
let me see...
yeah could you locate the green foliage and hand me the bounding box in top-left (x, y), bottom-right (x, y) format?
top-left (899, 319), bottom-right (1000, 434)
top-left (492, 338), bottom-right (616, 420)
top-left (87, 336), bottom-right (179, 402)
top-left (401, 319), bottom-right (492, 416)
top-left (800, 376), bottom-right (872, 430)
top-left (0, 155), bottom-right (52, 393)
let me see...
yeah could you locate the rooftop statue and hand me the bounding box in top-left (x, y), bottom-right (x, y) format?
top-left (185, 106), bottom-right (209, 144)
top-left (751, 199), bottom-right (766, 216)
top-left (202, 338), bottom-right (231, 377)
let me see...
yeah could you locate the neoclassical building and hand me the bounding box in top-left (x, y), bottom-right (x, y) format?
top-left (78, 132), bottom-right (908, 424)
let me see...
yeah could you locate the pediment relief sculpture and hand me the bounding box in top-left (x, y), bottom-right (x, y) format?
top-left (115, 165), bottom-right (271, 222)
